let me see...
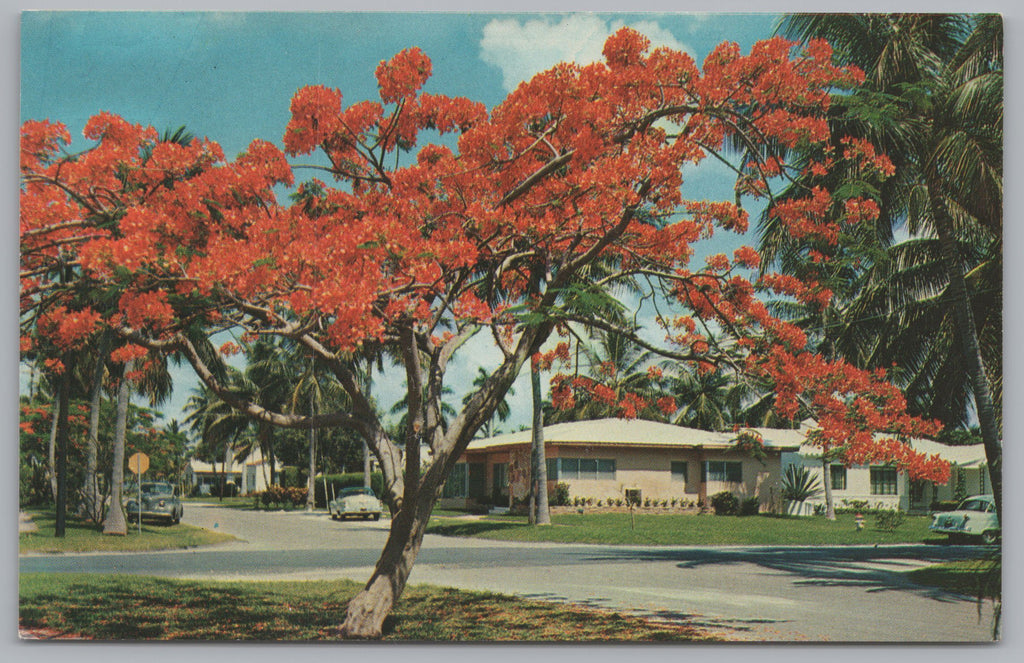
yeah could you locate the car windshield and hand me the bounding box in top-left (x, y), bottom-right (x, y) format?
top-left (340, 487), bottom-right (374, 497)
top-left (142, 483), bottom-right (174, 496)
top-left (958, 498), bottom-right (991, 512)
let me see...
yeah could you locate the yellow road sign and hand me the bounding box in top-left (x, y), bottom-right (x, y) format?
top-left (128, 452), bottom-right (149, 475)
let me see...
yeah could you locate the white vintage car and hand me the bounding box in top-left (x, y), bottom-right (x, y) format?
top-left (328, 486), bottom-right (384, 521)
top-left (930, 495), bottom-right (999, 544)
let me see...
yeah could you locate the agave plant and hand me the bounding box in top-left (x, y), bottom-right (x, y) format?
top-left (781, 464), bottom-right (823, 502)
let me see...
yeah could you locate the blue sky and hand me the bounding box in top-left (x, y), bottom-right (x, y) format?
top-left (21, 11), bottom-right (785, 431)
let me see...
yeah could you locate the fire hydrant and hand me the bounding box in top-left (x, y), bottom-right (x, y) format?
top-left (855, 513), bottom-right (865, 531)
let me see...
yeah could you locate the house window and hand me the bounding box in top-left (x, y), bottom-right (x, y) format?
top-left (701, 460), bottom-right (742, 483)
top-left (547, 457), bottom-right (616, 480)
top-left (671, 461), bottom-right (688, 487)
top-left (870, 466), bottom-right (898, 495)
top-left (442, 462), bottom-right (468, 498)
top-left (829, 465), bottom-right (847, 491)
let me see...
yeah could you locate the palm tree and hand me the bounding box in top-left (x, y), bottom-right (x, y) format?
top-left (101, 360), bottom-right (131, 535)
top-left (184, 379), bottom-right (250, 499)
top-left (546, 329), bottom-right (667, 423)
top-left (80, 332), bottom-right (111, 524)
top-left (464, 367), bottom-right (515, 438)
top-left (669, 368), bottom-right (742, 432)
top-left (770, 13), bottom-right (1003, 515)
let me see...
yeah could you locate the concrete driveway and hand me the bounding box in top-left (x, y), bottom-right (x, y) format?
top-left (22, 502), bottom-right (1000, 642)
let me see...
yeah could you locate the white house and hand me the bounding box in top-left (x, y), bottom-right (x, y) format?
top-left (783, 434), bottom-right (990, 513)
top-left (185, 447), bottom-right (278, 496)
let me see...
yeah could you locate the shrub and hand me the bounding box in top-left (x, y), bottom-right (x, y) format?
top-left (840, 498), bottom-right (870, 512)
top-left (710, 491), bottom-right (739, 516)
top-left (930, 500), bottom-right (959, 512)
top-left (874, 508), bottom-right (906, 532)
top-left (643, 497), bottom-right (652, 507)
top-left (781, 464), bottom-right (822, 502)
top-left (739, 497), bottom-right (761, 516)
top-left (256, 485), bottom-right (307, 509)
top-left (551, 482), bottom-right (571, 507)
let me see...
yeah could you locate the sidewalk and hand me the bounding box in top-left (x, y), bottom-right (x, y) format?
top-left (19, 511), bottom-right (39, 534)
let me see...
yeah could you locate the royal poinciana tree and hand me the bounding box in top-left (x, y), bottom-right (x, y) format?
top-left (21, 29), bottom-right (952, 637)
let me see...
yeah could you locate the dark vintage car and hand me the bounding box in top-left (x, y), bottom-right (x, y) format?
top-left (125, 481), bottom-right (183, 524)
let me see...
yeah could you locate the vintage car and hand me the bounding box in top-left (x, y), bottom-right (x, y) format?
top-left (930, 494), bottom-right (999, 544)
top-left (329, 486), bottom-right (384, 521)
top-left (125, 481), bottom-right (184, 525)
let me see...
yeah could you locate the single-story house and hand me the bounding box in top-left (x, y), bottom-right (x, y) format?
top-left (438, 418), bottom-right (805, 511)
top-left (185, 447), bottom-right (278, 496)
top-left (783, 435), bottom-right (991, 513)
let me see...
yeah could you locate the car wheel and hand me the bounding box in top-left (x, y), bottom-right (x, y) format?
top-left (372, 513), bottom-right (380, 521)
top-left (981, 530), bottom-right (998, 545)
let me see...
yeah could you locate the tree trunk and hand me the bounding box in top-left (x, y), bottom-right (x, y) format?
top-left (929, 182), bottom-right (1002, 518)
top-left (339, 487), bottom-right (436, 638)
top-left (821, 456), bottom-right (836, 521)
top-left (81, 335), bottom-right (109, 523)
top-left (54, 358), bottom-right (73, 538)
top-left (221, 443), bottom-right (231, 500)
top-left (46, 398), bottom-right (58, 502)
top-left (102, 364), bottom-right (131, 535)
top-left (529, 357), bottom-right (551, 525)
top-left (259, 422), bottom-right (277, 486)
top-left (307, 424), bottom-right (317, 512)
top-left (363, 439), bottom-right (372, 488)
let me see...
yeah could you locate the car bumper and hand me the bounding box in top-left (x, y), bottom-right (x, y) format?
top-left (125, 506), bottom-right (178, 520)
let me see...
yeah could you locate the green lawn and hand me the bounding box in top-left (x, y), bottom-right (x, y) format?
top-left (19, 574), bottom-right (716, 641)
top-left (906, 558), bottom-right (1001, 599)
top-left (19, 508), bottom-right (236, 554)
top-left (427, 512), bottom-right (946, 546)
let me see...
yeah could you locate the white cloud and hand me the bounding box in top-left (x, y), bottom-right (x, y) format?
top-left (480, 15), bottom-right (690, 92)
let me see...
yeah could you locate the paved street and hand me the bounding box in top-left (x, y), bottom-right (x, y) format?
top-left (20, 502), bottom-right (999, 642)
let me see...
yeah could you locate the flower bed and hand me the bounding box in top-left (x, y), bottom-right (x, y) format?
top-left (548, 505), bottom-right (703, 515)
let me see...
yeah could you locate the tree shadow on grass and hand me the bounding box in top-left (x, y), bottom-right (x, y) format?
top-left (426, 520), bottom-right (527, 538)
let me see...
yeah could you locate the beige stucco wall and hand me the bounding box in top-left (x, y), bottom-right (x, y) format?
top-left (541, 445), bottom-right (784, 507)
top-left (438, 444), bottom-right (789, 510)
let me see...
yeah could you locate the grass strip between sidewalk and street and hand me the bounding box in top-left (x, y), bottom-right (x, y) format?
top-left (19, 573), bottom-right (718, 641)
top-left (906, 558), bottom-right (1001, 599)
top-left (426, 512), bottom-right (942, 546)
top-left (19, 508), bottom-right (236, 554)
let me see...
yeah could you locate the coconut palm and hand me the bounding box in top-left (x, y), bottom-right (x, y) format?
top-left (465, 367), bottom-right (515, 438)
top-left (668, 368), bottom-right (742, 432)
top-left (545, 329), bottom-right (667, 423)
top-left (767, 13), bottom-right (1003, 515)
